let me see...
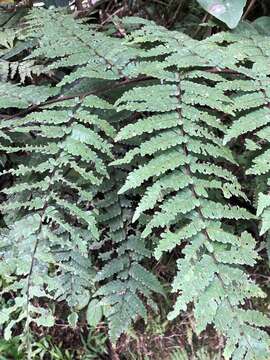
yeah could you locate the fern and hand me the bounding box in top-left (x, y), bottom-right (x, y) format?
top-left (113, 25), bottom-right (270, 359)
top-left (1, 28), bottom-right (117, 338)
top-left (24, 8), bottom-right (137, 85)
top-left (222, 30), bottom-right (270, 260)
top-left (0, 26), bottom-right (38, 83)
top-left (0, 9), bottom-right (155, 350)
top-left (0, 82), bottom-right (113, 344)
top-left (93, 172), bottom-right (163, 342)
top-left (0, 8), bottom-right (269, 359)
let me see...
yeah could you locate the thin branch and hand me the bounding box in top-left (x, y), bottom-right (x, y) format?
top-left (0, 67), bottom-right (244, 121)
top-left (167, 0), bottom-right (185, 29)
top-left (0, 76), bottom-right (153, 121)
top-left (242, 0), bottom-right (257, 20)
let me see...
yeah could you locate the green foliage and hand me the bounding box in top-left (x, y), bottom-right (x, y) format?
top-left (0, 10), bottom-right (119, 353)
top-left (196, 0), bottom-right (247, 28)
top-left (113, 22), bottom-right (270, 359)
top-left (94, 174), bottom-right (163, 342)
top-left (170, 347), bottom-right (221, 360)
top-left (0, 9), bottom-right (162, 355)
top-left (0, 7), bottom-right (269, 360)
top-left (0, 337), bottom-right (24, 360)
top-left (0, 88), bottom-right (114, 342)
top-left (222, 28), bottom-right (270, 266)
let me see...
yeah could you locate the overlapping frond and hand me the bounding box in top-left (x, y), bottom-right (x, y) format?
top-left (113, 28), bottom-right (270, 359)
top-left (93, 174), bottom-right (163, 341)
top-left (0, 82), bottom-right (114, 340)
top-left (24, 8), bottom-right (138, 85)
top-left (222, 31), bottom-right (270, 260)
top-left (0, 9), bottom-right (269, 359)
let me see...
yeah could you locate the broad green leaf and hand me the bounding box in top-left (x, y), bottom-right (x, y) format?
top-left (68, 312), bottom-right (78, 328)
top-left (253, 16), bottom-right (270, 35)
top-left (86, 299), bottom-right (103, 327)
top-left (196, 0), bottom-right (247, 28)
top-left (35, 312), bottom-right (55, 327)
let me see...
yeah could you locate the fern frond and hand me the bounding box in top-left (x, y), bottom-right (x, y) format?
top-left (113, 28), bottom-right (270, 358)
top-left (1, 9), bottom-right (270, 357)
top-left (0, 83), bottom-right (115, 339)
top-left (0, 81), bottom-right (58, 109)
top-left (219, 32), bottom-right (270, 272)
top-left (94, 174), bottom-right (163, 342)
top-left (24, 8), bottom-right (138, 87)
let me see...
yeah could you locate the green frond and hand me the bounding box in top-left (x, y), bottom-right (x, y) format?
top-left (119, 149), bottom-right (190, 194)
top-left (94, 175), bottom-right (162, 342)
top-left (113, 26), bottom-right (270, 358)
top-left (0, 26), bottom-right (118, 340)
top-left (115, 113), bottom-right (179, 141)
top-left (133, 171), bottom-right (191, 222)
top-left (224, 108), bottom-right (270, 144)
top-left (256, 192), bottom-right (270, 235)
top-left (1, 9), bottom-right (270, 358)
top-left (0, 82), bottom-right (58, 109)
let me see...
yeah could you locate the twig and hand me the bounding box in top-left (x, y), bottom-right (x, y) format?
top-left (0, 76), bottom-right (153, 121)
top-left (74, 0), bottom-right (83, 11)
top-left (193, 13), bottom-right (211, 38)
top-left (242, 0), bottom-right (257, 20)
top-left (101, 6), bottom-right (125, 26)
top-left (0, 67), bottom-right (244, 121)
top-left (167, 0), bottom-right (185, 29)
